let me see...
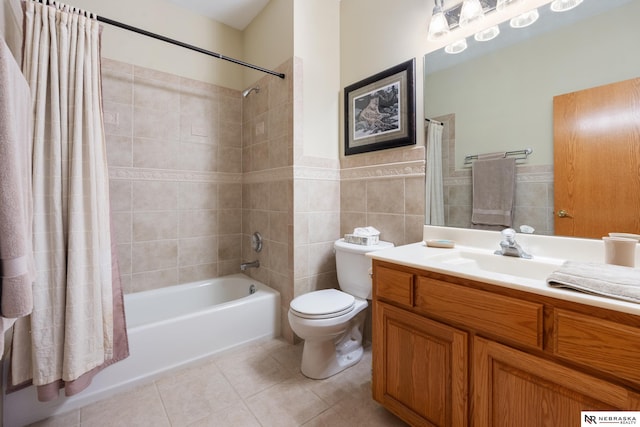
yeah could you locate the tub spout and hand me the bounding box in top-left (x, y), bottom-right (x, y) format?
top-left (240, 260), bottom-right (260, 271)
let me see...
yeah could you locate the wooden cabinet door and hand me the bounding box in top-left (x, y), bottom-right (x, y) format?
top-left (473, 336), bottom-right (640, 427)
top-left (553, 77), bottom-right (640, 238)
top-left (373, 301), bottom-right (468, 427)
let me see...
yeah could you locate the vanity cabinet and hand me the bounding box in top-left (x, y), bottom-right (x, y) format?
top-left (373, 301), bottom-right (468, 427)
top-left (372, 260), bottom-right (640, 426)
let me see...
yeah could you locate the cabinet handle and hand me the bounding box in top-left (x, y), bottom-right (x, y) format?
top-left (557, 209), bottom-right (572, 218)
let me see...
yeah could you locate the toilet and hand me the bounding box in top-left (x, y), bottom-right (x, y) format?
top-left (288, 238), bottom-right (393, 379)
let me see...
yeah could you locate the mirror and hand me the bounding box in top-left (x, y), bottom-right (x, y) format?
top-left (423, 0), bottom-right (640, 237)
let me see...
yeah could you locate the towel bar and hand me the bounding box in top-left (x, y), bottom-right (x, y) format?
top-left (464, 148), bottom-right (533, 165)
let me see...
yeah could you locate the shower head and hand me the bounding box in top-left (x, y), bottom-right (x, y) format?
top-left (242, 86), bottom-right (260, 97)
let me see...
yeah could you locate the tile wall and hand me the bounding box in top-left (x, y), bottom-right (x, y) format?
top-left (103, 58), bottom-right (244, 295)
top-left (340, 147), bottom-right (426, 246)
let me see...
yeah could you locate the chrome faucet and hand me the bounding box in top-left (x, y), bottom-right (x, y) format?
top-left (240, 260), bottom-right (260, 271)
top-left (494, 228), bottom-right (532, 259)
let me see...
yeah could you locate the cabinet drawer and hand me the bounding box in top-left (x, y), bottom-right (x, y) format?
top-left (554, 309), bottom-right (640, 384)
top-left (416, 277), bottom-right (543, 349)
top-left (375, 266), bottom-right (413, 307)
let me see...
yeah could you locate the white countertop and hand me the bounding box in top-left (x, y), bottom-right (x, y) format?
top-left (367, 226), bottom-right (640, 317)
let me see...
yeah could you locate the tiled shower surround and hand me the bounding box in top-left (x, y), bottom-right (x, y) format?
top-left (103, 58), bottom-right (245, 295)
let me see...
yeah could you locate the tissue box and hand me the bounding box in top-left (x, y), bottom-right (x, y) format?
top-left (343, 233), bottom-right (379, 246)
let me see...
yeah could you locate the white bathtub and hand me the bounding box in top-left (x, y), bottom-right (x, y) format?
top-left (4, 274), bottom-right (281, 427)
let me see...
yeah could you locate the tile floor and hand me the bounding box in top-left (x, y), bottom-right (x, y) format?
top-left (29, 338), bottom-right (408, 427)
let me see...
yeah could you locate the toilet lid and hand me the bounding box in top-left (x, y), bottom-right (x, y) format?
top-left (290, 289), bottom-right (355, 319)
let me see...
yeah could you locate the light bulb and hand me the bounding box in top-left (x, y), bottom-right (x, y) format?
top-left (550, 0), bottom-right (584, 12)
top-left (510, 8), bottom-right (539, 28)
top-left (496, 0), bottom-right (520, 11)
top-left (475, 25), bottom-right (500, 42)
top-left (428, 6), bottom-right (450, 40)
top-left (445, 38), bottom-right (468, 54)
top-left (459, 0), bottom-right (485, 28)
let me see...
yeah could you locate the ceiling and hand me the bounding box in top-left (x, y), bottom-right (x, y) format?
top-left (166, 0), bottom-right (270, 30)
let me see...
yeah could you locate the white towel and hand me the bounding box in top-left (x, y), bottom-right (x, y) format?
top-left (547, 261), bottom-right (640, 303)
top-left (0, 37), bottom-right (35, 359)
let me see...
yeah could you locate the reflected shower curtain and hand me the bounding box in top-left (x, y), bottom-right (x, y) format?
top-left (11, 0), bottom-right (128, 401)
top-left (425, 122), bottom-right (445, 226)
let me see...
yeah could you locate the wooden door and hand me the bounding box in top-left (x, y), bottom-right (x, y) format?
top-left (553, 78), bottom-right (640, 238)
top-left (372, 301), bottom-right (468, 427)
top-left (472, 337), bottom-right (640, 427)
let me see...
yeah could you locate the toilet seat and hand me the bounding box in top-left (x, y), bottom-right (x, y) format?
top-left (290, 289), bottom-right (355, 319)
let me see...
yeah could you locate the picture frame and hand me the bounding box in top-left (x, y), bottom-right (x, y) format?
top-left (344, 58), bottom-right (416, 156)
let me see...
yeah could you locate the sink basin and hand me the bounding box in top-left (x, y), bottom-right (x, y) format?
top-left (427, 250), bottom-right (565, 281)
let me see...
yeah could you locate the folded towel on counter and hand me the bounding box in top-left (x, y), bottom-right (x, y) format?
top-left (547, 261), bottom-right (640, 303)
top-left (471, 155), bottom-right (516, 230)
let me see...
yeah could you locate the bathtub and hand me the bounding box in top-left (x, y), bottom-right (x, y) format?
top-left (4, 274), bottom-right (281, 427)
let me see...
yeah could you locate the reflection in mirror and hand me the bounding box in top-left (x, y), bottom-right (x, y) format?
top-left (423, 0), bottom-right (640, 238)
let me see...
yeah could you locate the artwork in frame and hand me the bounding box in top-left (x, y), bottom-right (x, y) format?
top-left (344, 58), bottom-right (416, 156)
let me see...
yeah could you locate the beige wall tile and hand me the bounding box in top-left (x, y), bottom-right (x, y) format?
top-left (133, 106), bottom-right (180, 141)
top-left (366, 213), bottom-right (405, 246)
top-left (130, 268), bottom-right (178, 293)
top-left (405, 176), bottom-right (425, 215)
top-left (179, 209), bottom-right (218, 238)
top-left (134, 211), bottom-right (178, 242)
top-left (133, 181), bottom-right (178, 211)
top-left (219, 183), bottom-right (242, 209)
top-left (133, 138), bottom-right (179, 169)
top-left (308, 180), bottom-right (340, 213)
top-left (106, 134), bottom-right (133, 167)
top-left (308, 212), bottom-right (340, 244)
top-left (109, 180), bottom-right (132, 212)
top-left (340, 180), bottom-right (366, 213)
top-left (367, 178), bottom-right (405, 214)
top-left (178, 263), bottom-right (219, 285)
top-left (112, 212), bottom-right (132, 244)
top-left (178, 236), bottom-right (218, 267)
top-left (178, 182), bottom-right (218, 210)
top-left (218, 235), bottom-right (242, 261)
top-left (132, 240), bottom-right (178, 273)
top-left (217, 209), bottom-right (241, 235)
top-left (103, 101), bottom-right (132, 137)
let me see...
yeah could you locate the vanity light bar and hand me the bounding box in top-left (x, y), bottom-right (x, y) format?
top-left (433, 0), bottom-right (584, 54)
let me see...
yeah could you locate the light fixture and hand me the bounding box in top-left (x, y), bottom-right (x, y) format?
top-left (510, 8), bottom-right (539, 28)
top-left (550, 0), bottom-right (583, 12)
top-left (427, 0), bottom-right (450, 40)
top-left (496, 0), bottom-right (520, 11)
top-left (445, 38), bottom-right (468, 54)
top-left (459, 0), bottom-right (485, 28)
top-left (475, 25), bottom-right (500, 42)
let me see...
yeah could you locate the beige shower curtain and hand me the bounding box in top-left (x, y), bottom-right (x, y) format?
top-left (10, 0), bottom-right (128, 401)
top-left (425, 121), bottom-right (445, 226)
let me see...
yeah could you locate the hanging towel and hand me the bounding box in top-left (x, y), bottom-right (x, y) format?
top-left (0, 37), bottom-right (35, 359)
top-left (547, 261), bottom-right (640, 303)
top-left (471, 154), bottom-right (516, 230)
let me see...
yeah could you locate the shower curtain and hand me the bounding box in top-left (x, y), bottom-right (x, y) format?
top-left (10, 0), bottom-right (128, 401)
top-left (425, 121), bottom-right (445, 226)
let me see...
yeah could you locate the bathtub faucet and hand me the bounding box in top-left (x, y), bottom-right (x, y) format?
top-left (240, 260), bottom-right (260, 271)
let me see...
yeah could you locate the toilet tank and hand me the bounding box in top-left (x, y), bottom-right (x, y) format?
top-left (334, 239), bottom-right (394, 299)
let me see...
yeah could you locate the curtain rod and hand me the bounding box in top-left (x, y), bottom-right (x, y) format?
top-left (96, 16), bottom-right (285, 79)
top-left (35, 0), bottom-right (285, 79)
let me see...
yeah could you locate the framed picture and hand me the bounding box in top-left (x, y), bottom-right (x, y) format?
top-left (344, 58), bottom-right (416, 156)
